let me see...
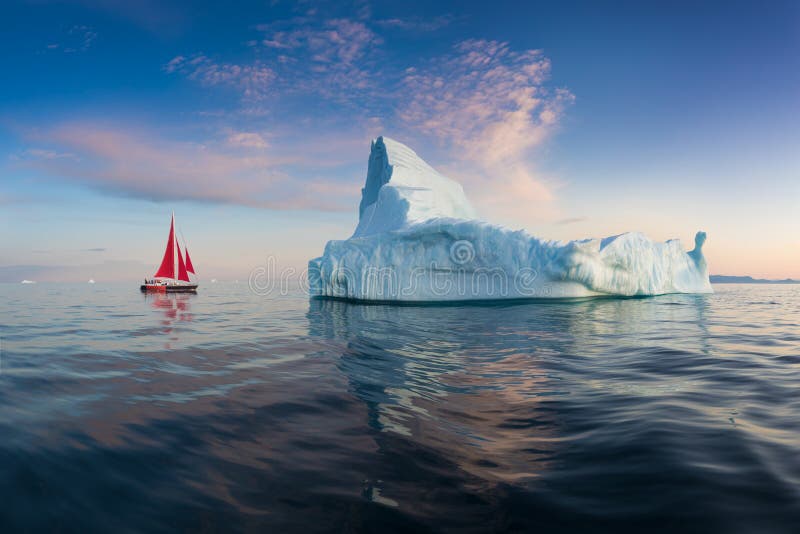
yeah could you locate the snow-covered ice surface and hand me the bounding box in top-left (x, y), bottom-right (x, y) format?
top-left (309, 136), bottom-right (712, 301)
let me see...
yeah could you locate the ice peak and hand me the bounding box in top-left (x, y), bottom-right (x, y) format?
top-left (353, 136), bottom-right (477, 238)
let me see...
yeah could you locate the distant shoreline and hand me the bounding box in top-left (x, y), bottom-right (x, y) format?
top-left (710, 275), bottom-right (799, 284)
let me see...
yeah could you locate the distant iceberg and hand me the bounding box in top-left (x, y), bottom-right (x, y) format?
top-left (309, 137), bottom-right (712, 301)
top-left (20, 280), bottom-right (36, 284)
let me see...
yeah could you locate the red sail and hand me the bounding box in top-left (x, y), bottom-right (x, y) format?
top-left (153, 215), bottom-right (175, 279)
top-left (176, 243), bottom-right (190, 282)
top-left (184, 247), bottom-right (196, 274)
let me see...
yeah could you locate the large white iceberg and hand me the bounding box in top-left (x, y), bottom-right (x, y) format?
top-left (308, 136), bottom-right (712, 301)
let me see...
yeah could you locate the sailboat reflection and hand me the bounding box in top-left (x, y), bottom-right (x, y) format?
top-left (144, 293), bottom-right (194, 345)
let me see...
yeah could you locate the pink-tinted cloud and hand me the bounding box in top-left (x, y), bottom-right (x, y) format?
top-left (164, 55), bottom-right (274, 101)
top-left (165, 28), bottom-right (572, 223)
top-left (399, 39), bottom-right (574, 224)
top-left (12, 148), bottom-right (78, 161)
top-left (253, 18), bottom-right (382, 97)
top-left (28, 26), bottom-right (575, 228)
top-left (19, 123), bottom-right (356, 211)
top-left (225, 131), bottom-right (269, 149)
top-left (168, 18), bottom-right (381, 102)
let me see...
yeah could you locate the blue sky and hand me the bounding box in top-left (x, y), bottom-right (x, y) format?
top-left (1, 0), bottom-right (798, 281)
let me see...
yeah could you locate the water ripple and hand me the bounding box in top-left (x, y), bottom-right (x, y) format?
top-left (0, 283), bottom-right (798, 531)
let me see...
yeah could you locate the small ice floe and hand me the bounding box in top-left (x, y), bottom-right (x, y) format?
top-left (362, 480), bottom-right (399, 508)
top-left (21, 280), bottom-right (36, 284)
top-left (88, 279), bottom-right (96, 284)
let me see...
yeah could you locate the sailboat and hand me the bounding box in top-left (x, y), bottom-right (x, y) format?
top-left (140, 212), bottom-right (198, 293)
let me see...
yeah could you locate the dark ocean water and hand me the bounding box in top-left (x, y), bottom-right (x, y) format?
top-left (1, 282), bottom-right (798, 533)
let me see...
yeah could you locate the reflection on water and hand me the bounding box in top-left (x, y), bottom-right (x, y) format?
top-left (146, 292), bottom-right (194, 323)
top-left (145, 292), bottom-right (194, 347)
top-left (309, 299), bottom-right (561, 483)
top-left (306, 294), bottom-right (726, 490)
top-left (0, 283), bottom-right (798, 531)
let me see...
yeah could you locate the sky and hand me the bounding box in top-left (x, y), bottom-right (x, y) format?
top-left (1, 0), bottom-right (798, 282)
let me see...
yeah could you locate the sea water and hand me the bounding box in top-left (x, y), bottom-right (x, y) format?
top-left (1, 283), bottom-right (798, 532)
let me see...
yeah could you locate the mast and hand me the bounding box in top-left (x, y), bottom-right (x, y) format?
top-left (172, 211), bottom-right (177, 283)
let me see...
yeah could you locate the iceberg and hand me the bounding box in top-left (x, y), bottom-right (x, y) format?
top-left (308, 137), bottom-right (712, 301)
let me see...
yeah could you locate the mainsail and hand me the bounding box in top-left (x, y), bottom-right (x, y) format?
top-left (154, 214), bottom-right (176, 279)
